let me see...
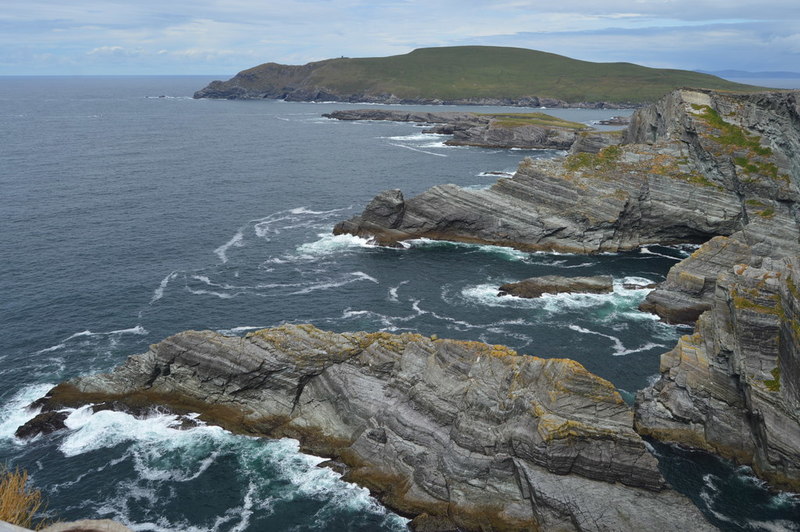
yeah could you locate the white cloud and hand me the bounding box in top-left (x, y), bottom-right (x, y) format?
top-left (0, 0), bottom-right (798, 74)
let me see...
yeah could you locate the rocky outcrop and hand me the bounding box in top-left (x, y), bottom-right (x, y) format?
top-left (334, 140), bottom-right (744, 252)
top-left (20, 325), bottom-right (713, 531)
top-left (332, 88), bottom-right (800, 492)
top-left (498, 275), bottom-right (613, 298)
top-left (636, 257), bottom-right (800, 490)
top-left (336, 89), bottom-right (800, 310)
top-left (324, 109), bottom-right (587, 150)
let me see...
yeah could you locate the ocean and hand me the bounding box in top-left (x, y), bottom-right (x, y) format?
top-left (0, 76), bottom-right (797, 531)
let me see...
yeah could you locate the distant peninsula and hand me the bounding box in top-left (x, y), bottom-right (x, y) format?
top-left (194, 45), bottom-right (764, 107)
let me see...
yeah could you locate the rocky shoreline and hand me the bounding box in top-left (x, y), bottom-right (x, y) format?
top-left (334, 88), bottom-right (800, 493)
top-left (323, 109), bottom-right (591, 150)
top-left (193, 81), bottom-right (633, 109)
top-left (19, 325), bottom-right (714, 531)
top-left (17, 87), bottom-right (800, 530)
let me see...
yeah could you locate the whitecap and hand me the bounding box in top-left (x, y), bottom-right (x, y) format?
top-left (185, 287), bottom-right (240, 299)
top-left (639, 246), bottom-right (683, 261)
top-left (388, 142), bottom-right (448, 157)
top-left (295, 233), bottom-right (376, 258)
top-left (214, 229), bottom-right (245, 263)
top-left (290, 271), bottom-right (379, 295)
top-left (388, 281), bottom-right (409, 303)
top-left (0, 383), bottom-right (54, 441)
top-left (567, 325), bottom-right (665, 356)
top-left (404, 238), bottom-right (530, 261)
top-left (216, 326), bottom-right (265, 336)
top-left (151, 271), bottom-right (179, 303)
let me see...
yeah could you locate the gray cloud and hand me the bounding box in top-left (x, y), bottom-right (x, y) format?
top-left (0, 0), bottom-right (797, 75)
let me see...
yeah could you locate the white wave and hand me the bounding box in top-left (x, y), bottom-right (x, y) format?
top-left (35, 326), bottom-right (147, 355)
top-left (57, 408), bottom-right (407, 530)
top-left (0, 383), bottom-right (54, 441)
top-left (151, 271), bottom-right (179, 303)
top-left (745, 520), bottom-right (800, 532)
top-left (639, 246), bottom-right (683, 261)
top-left (290, 271), bottom-right (379, 295)
top-left (388, 142), bottom-right (448, 157)
top-left (216, 326), bottom-right (265, 336)
top-left (383, 132), bottom-right (448, 142)
top-left (186, 287), bottom-right (240, 299)
top-left (388, 281), bottom-right (409, 302)
top-left (405, 238), bottom-right (530, 261)
top-left (295, 233), bottom-right (376, 258)
top-left (214, 229), bottom-right (245, 263)
top-left (568, 325), bottom-right (665, 356)
top-left (109, 325), bottom-right (147, 336)
top-left (477, 171), bottom-right (515, 178)
top-left (699, 474), bottom-right (740, 525)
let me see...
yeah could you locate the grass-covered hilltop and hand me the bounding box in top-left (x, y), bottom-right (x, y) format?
top-left (194, 45), bottom-right (766, 106)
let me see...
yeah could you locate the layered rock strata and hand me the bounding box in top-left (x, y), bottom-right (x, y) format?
top-left (335, 89), bottom-right (800, 320)
top-left (636, 257), bottom-right (800, 490)
top-left (323, 109), bottom-right (584, 150)
top-left (333, 88), bottom-right (800, 491)
top-left (21, 325), bottom-right (713, 531)
top-left (498, 275), bottom-right (613, 298)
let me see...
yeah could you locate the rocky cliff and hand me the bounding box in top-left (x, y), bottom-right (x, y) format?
top-left (323, 109), bottom-right (586, 150)
top-left (333, 88), bottom-right (800, 491)
top-left (636, 257), bottom-right (800, 490)
top-left (20, 325), bottom-right (713, 532)
top-left (336, 89), bottom-right (800, 319)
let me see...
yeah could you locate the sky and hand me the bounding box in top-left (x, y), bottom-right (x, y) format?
top-left (2, 0), bottom-right (799, 76)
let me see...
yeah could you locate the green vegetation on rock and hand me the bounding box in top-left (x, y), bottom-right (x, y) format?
top-left (564, 145), bottom-right (622, 171)
top-left (478, 112), bottom-right (588, 130)
top-left (765, 366), bottom-right (781, 392)
top-left (213, 46), bottom-right (766, 104)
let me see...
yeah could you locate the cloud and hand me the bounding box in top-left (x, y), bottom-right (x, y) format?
top-left (0, 0), bottom-right (798, 75)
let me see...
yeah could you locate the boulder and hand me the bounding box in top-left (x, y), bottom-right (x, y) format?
top-left (498, 275), bottom-right (613, 298)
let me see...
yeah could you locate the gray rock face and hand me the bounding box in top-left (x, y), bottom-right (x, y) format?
top-left (334, 140), bottom-right (744, 252)
top-left (636, 257), bottom-right (800, 490)
top-left (498, 275), bottom-right (613, 298)
top-left (324, 109), bottom-right (584, 150)
top-left (332, 88), bottom-right (800, 492)
top-left (24, 325), bottom-right (714, 532)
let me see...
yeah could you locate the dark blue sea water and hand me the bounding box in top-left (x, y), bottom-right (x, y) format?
top-left (0, 76), bottom-right (797, 531)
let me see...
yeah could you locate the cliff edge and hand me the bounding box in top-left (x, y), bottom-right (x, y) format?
top-left (333, 88), bottom-right (800, 491)
top-left (20, 325), bottom-right (713, 531)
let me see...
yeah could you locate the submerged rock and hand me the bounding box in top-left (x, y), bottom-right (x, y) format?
top-left (498, 275), bottom-right (613, 298)
top-left (23, 325), bottom-right (713, 531)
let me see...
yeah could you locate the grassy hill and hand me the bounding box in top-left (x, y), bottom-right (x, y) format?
top-left (199, 46), bottom-right (766, 104)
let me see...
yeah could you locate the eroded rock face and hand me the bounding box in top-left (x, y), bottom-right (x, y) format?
top-left (23, 325), bottom-right (713, 532)
top-left (334, 141), bottom-right (744, 252)
top-left (498, 275), bottom-right (613, 298)
top-left (636, 257), bottom-right (800, 490)
top-left (335, 89), bottom-right (800, 320)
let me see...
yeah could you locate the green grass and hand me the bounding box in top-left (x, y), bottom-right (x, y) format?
top-left (236, 46), bottom-right (768, 104)
top-left (477, 112), bottom-right (588, 129)
top-left (765, 366), bottom-right (781, 392)
top-left (564, 145), bottom-right (622, 171)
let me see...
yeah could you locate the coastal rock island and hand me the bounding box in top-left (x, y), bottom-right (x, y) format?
top-left (334, 88), bottom-right (800, 492)
top-left (20, 325), bottom-right (714, 531)
top-left (193, 45), bottom-right (761, 107)
top-left (322, 109), bottom-right (589, 150)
